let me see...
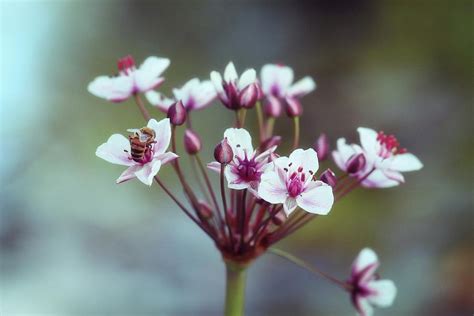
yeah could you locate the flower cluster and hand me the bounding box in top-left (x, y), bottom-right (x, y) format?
top-left (90, 55), bottom-right (422, 315)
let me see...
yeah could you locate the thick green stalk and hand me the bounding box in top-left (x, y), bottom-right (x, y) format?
top-left (224, 262), bottom-right (247, 316)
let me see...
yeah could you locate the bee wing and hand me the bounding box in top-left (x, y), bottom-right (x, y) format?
top-left (127, 128), bottom-right (140, 133)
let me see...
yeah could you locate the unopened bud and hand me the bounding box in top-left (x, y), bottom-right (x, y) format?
top-left (319, 168), bottom-right (337, 187)
top-left (167, 100), bottom-right (187, 125)
top-left (239, 83), bottom-right (259, 109)
top-left (198, 201), bottom-right (213, 219)
top-left (184, 129), bottom-right (201, 155)
top-left (346, 153), bottom-right (366, 174)
top-left (259, 136), bottom-right (282, 152)
top-left (264, 95), bottom-right (283, 117)
top-left (285, 97), bottom-right (303, 117)
top-left (313, 133), bottom-right (329, 161)
top-left (214, 138), bottom-right (233, 164)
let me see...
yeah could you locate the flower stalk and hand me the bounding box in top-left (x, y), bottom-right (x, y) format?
top-left (224, 261), bottom-right (248, 316)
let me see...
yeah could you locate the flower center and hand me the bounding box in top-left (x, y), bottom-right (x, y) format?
top-left (287, 167), bottom-right (306, 198)
top-left (376, 131), bottom-right (407, 158)
top-left (235, 156), bottom-right (261, 182)
top-left (117, 55), bottom-right (136, 75)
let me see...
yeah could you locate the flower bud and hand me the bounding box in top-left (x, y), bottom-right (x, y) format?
top-left (198, 200), bottom-right (213, 219)
top-left (313, 133), bottom-right (329, 161)
top-left (214, 138), bottom-right (233, 164)
top-left (259, 136), bottom-right (282, 152)
top-left (346, 153), bottom-right (366, 174)
top-left (319, 168), bottom-right (337, 187)
top-left (264, 95), bottom-right (283, 117)
top-left (239, 83), bottom-right (259, 109)
top-left (184, 129), bottom-right (201, 155)
top-left (167, 100), bottom-right (187, 126)
top-left (285, 97), bottom-right (303, 117)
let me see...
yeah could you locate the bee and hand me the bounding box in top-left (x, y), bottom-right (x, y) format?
top-left (126, 127), bottom-right (156, 163)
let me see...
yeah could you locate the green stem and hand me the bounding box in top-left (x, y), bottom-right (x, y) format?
top-left (224, 262), bottom-right (247, 316)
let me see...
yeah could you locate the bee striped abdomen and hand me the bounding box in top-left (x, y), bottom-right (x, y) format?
top-left (130, 137), bottom-right (147, 162)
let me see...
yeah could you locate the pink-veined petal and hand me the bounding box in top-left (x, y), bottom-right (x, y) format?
top-left (96, 134), bottom-right (134, 166)
top-left (390, 153), bottom-right (423, 172)
top-left (148, 118), bottom-right (172, 155)
top-left (134, 56), bottom-right (170, 92)
top-left (288, 148), bottom-right (319, 177)
top-left (366, 279), bottom-right (397, 307)
top-left (238, 68), bottom-right (257, 90)
top-left (260, 64), bottom-right (294, 96)
top-left (116, 165), bottom-right (141, 184)
top-left (134, 159), bottom-right (162, 186)
top-left (191, 80), bottom-right (217, 110)
top-left (224, 62), bottom-right (238, 83)
top-left (210, 71), bottom-right (227, 101)
top-left (296, 181), bottom-right (334, 215)
top-left (358, 127), bottom-right (380, 158)
top-left (382, 169), bottom-right (405, 183)
top-left (287, 76), bottom-right (316, 97)
top-left (352, 248), bottom-right (379, 276)
top-left (258, 168), bottom-right (288, 205)
top-left (88, 75), bottom-right (134, 102)
top-left (207, 161), bottom-right (221, 173)
top-left (156, 152), bottom-right (178, 165)
top-left (145, 91), bottom-right (175, 112)
top-left (355, 297), bottom-right (374, 316)
top-left (224, 128), bottom-right (254, 155)
top-left (361, 169), bottom-right (400, 188)
top-left (225, 165), bottom-right (249, 190)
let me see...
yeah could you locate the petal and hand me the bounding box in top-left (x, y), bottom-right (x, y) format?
top-left (210, 71), bottom-right (227, 101)
top-left (88, 75), bottom-right (134, 102)
top-left (225, 165), bottom-right (249, 190)
top-left (258, 168), bottom-right (288, 205)
top-left (134, 56), bottom-right (170, 92)
top-left (288, 148), bottom-right (319, 177)
top-left (223, 128), bottom-right (254, 155)
top-left (382, 169), bottom-right (405, 184)
top-left (357, 127), bottom-right (380, 157)
top-left (190, 80), bottom-right (217, 110)
top-left (355, 297), bottom-right (374, 316)
top-left (96, 134), bottom-right (134, 166)
top-left (287, 76), bottom-right (316, 97)
top-left (260, 64), bottom-right (294, 96)
top-left (283, 198), bottom-right (298, 216)
top-left (238, 68), bottom-right (257, 90)
top-left (224, 61), bottom-right (238, 82)
top-left (155, 152), bottom-right (178, 165)
top-left (134, 159), bottom-right (162, 186)
top-left (390, 153), bottom-right (423, 172)
top-left (366, 279), bottom-right (397, 307)
top-left (147, 118), bottom-right (172, 155)
top-left (145, 91), bottom-right (175, 112)
top-left (116, 165), bottom-right (140, 184)
top-left (207, 161), bottom-right (222, 173)
top-left (296, 181), bottom-right (334, 215)
top-left (332, 138), bottom-right (361, 171)
top-left (352, 248), bottom-right (379, 276)
top-left (361, 169), bottom-right (400, 188)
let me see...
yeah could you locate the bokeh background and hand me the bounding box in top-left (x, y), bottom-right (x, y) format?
top-left (1, 1), bottom-right (472, 315)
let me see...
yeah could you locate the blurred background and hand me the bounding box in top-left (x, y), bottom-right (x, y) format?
top-left (1, 1), bottom-right (472, 315)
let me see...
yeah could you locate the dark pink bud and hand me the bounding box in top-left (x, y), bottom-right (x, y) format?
top-left (264, 95), bottom-right (283, 117)
top-left (167, 100), bottom-right (187, 126)
top-left (285, 97), bottom-right (303, 117)
top-left (184, 129), bottom-right (201, 155)
top-left (198, 200), bottom-right (213, 219)
top-left (313, 133), bottom-right (329, 161)
top-left (319, 168), bottom-right (337, 187)
top-left (259, 136), bottom-right (282, 152)
top-left (239, 83), bottom-right (259, 109)
top-left (214, 138), bottom-right (233, 164)
top-left (346, 153), bottom-right (366, 174)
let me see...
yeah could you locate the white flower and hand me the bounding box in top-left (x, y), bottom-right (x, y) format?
top-left (146, 78), bottom-right (217, 112)
top-left (260, 64), bottom-right (316, 99)
top-left (208, 128), bottom-right (275, 196)
top-left (88, 55), bottom-right (170, 102)
top-left (210, 62), bottom-right (258, 110)
top-left (333, 127), bottom-right (423, 188)
top-left (258, 148), bottom-right (334, 216)
top-left (96, 118), bottom-right (178, 186)
top-left (349, 248), bottom-right (397, 316)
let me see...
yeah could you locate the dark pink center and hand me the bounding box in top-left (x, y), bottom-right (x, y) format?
top-left (234, 155), bottom-right (261, 182)
top-left (287, 170), bottom-right (306, 198)
top-left (117, 55), bottom-right (136, 75)
top-left (376, 131), bottom-right (407, 157)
